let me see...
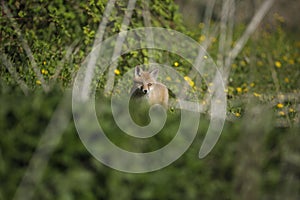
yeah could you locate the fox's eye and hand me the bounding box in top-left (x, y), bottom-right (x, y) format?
top-left (148, 83), bottom-right (152, 86)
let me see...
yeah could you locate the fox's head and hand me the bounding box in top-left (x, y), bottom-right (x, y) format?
top-left (134, 66), bottom-right (159, 94)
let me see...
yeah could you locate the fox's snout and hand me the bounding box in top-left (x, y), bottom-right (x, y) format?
top-left (140, 83), bottom-right (152, 94)
top-left (142, 88), bottom-right (148, 94)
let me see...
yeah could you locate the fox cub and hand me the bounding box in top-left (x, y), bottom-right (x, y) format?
top-left (130, 66), bottom-right (169, 108)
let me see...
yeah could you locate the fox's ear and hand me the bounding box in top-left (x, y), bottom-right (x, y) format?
top-left (150, 68), bottom-right (159, 80)
top-left (135, 66), bottom-right (143, 77)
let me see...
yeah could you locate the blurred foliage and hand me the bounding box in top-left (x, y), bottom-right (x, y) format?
top-left (0, 86), bottom-right (299, 199)
top-left (0, 0), bottom-right (186, 88)
top-left (190, 14), bottom-right (300, 123)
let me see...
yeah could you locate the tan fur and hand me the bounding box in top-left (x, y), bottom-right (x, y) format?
top-left (131, 66), bottom-right (169, 108)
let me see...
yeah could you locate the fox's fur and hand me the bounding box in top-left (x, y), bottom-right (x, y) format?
top-left (130, 66), bottom-right (169, 108)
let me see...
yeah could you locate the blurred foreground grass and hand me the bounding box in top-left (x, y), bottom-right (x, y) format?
top-left (0, 87), bottom-right (299, 200)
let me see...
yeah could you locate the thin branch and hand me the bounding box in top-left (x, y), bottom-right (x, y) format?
top-left (228, 0), bottom-right (275, 68)
top-left (49, 39), bottom-right (79, 89)
top-left (81, 0), bottom-right (117, 100)
top-left (217, 0), bottom-right (231, 68)
top-left (104, 0), bottom-right (138, 95)
top-left (1, 53), bottom-right (29, 95)
top-left (2, 3), bottom-right (50, 92)
top-left (142, 0), bottom-right (155, 63)
top-left (202, 0), bottom-right (216, 36)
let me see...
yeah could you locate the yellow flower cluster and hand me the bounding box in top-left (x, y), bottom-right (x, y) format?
top-left (235, 112), bottom-right (241, 117)
top-left (278, 111), bottom-right (285, 116)
top-left (165, 76), bottom-right (171, 81)
top-left (41, 69), bottom-right (48, 75)
top-left (277, 106), bottom-right (296, 117)
top-left (236, 87), bottom-right (242, 94)
top-left (184, 76), bottom-right (194, 87)
top-left (275, 61), bottom-right (282, 68)
top-left (253, 92), bottom-right (261, 97)
top-left (277, 103), bottom-right (284, 108)
top-left (114, 69), bottom-right (121, 75)
top-left (199, 35), bottom-right (206, 42)
top-left (198, 22), bottom-right (205, 29)
top-left (289, 108), bottom-right (295, 113)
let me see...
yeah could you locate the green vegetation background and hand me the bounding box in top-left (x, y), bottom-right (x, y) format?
top-left (0, 0), bottom-right (299, 199)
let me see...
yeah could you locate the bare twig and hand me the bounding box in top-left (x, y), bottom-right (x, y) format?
top-left (202, 0), bottom-right (216, 36)
top-left (142, 0), bottom-right (155, 63)
top-left (104, 0), bottom-right (137, 95)
top-left (49, 39), bottom-right (79, 89)
top-left (2, 3), bottom-right (50, 92)
top-left (81, 0), bottom-right (117, 100)
top-left (228, 0), bottom-right (275, 73)
top-left (1, 53), bottom-right (29, 95)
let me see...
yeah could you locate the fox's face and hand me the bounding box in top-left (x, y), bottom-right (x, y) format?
top-left (131, 66), bottom-right (169, 108)
top-left (133, 66), bottom-right (158, 95)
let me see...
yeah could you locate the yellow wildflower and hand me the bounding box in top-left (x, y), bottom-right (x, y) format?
top-left (210, 37), bottom-right (217, 43)
top-left (289, 108), bottom-right (295, 113)
top-left (275, 61), bottom-right (282, 68)
top-left (284, 77), bottom-right (289, 83)
top-left (43, 61), bottom-right (46, 65)
top-left (199, 22), bottom-right (205, 29)
top-left (235, 112), bottom-right (241, 117)
top-left (288, 59), bottom-right (295, 65)
top-left (199, 35), bottom-right (206, 42)
top-left (240, 60), bottom-right (246, 66)
top-left (36, 80), bottom-right (41, 85)
top-left (250, 82), bottom-right (255, 87)
top-left (277, 103), bottom-right (284, 109)
top-left (253, 92), bottom-right (261, 97)
top-left (236, 87), bottom-right (242, 93)
top-left (174, 62), bottom-right (179, 67)
top-left (41, 69), bottom-right (48, 75)
top-left (114, 69), bottom-right (121, 75)
top-left (278, 111), bottom-right (285, 116)
top-left (257, 61), bottom-right (263, 67)
top-left (184, 76), bottom-right (194, 87)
